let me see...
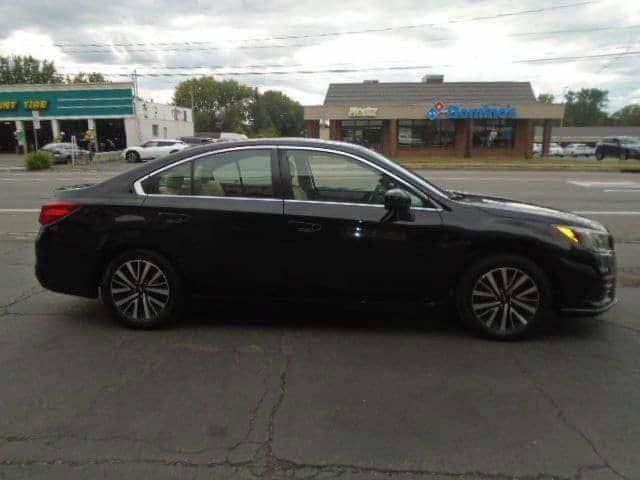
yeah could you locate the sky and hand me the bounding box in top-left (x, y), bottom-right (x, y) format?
top-left (0, 0), bottom-right (639, 112)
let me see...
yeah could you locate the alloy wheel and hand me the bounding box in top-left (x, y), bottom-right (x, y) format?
top-left (110, 259), bottom-right (170, 322)
top-left (471, 267), bottom-right (540, 335)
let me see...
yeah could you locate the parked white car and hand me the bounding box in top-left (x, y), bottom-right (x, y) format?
top-left (564, 143), bottom-right (595, 157)
top-left (532, 142), bottom-right (542, 156)
top-left (549, 142), bottom-right (565, 157)
top-left (123, 139), bottom-right (188, 163)
top-left (533, 142), bottom-right (565, 157)
top-left (215, 132), bottom-right (248, 142)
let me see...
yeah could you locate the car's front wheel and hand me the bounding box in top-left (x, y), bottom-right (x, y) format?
top-left (456, 255), bottom-right (552, 340)
top-left (595, 148), bottom-right (605, 161)
top-left (101, 250), bottom-right (181, 328)
top-left (125, 151), bottom-right (140, 163)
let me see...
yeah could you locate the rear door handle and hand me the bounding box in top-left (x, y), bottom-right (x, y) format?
top-left (289, 220), bottom-right (321, 233)
top-left (158, 212), bottom-right (189, 224)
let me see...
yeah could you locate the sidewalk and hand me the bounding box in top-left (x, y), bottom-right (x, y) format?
top-left (0, 154), bottom-right (25, 171)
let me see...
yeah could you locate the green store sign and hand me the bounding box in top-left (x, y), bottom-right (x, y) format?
top-left (0, 87), bottom-right (134, 118)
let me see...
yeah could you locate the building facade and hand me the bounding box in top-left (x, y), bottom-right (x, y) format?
top-left (304, 77), bottom-right (564, 158)
top-left (0, 82), bottom-right (193, 153)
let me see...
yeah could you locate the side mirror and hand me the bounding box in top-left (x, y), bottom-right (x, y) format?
top-left (383, 188), bottom-right (414, 222)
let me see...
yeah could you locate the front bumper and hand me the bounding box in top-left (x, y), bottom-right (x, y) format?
top-left (556, 251), bottom-right (617, 316)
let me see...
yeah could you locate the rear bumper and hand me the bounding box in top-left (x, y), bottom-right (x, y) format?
top-left (35, 227), bottom-right (100, 298)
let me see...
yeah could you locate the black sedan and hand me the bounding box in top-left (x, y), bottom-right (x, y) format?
top-left (595, 136), bottom-right (640, 161)
top-left (35, 139), bottom-right (617, 339)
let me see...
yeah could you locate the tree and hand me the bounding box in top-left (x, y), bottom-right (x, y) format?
top-left (0, 55), bottom-right (62, 84)
top-left (173, 77), bottom-right (255, 133)
top-left (563, 88), bottom-right (609, 126)
top-left (250, 89), bottom-right (304, 137)
top-left (69, 72), bottom-right (107, 83)
top-left (537, 93), bottom-right (555, 104)
top-left (610, 104), bottom-right (640, 126)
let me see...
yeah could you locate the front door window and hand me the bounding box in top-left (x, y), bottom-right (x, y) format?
top-left (285, 150), bottom-right (424, 207)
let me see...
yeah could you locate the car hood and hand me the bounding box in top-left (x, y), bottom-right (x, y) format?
top-left (447, 190), bottom-right (606, 231)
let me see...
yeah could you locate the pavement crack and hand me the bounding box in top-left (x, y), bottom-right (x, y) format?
top-left (265, 456), bottom-right (574, 480)
top-left (227, 371), bottom-right (271, 461)
top-left (514, 356), bottom-right (630, 480)
top-left (260, 353), bottom-right (291, 478)
top-left (1, 285), bottom-right (44, 311)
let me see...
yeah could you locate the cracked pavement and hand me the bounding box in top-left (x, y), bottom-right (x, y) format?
top-left (1, 165), bottom-right (640, 479)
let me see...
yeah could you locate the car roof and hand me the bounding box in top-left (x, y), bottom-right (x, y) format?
top-left (148, 138), bottom-right (183, 142)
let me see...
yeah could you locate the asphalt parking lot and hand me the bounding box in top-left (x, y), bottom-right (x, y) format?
top-left (1, 158), bottom-right (639, 479)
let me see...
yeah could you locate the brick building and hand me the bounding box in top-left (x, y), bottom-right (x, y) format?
top-left (303, 76), bottom-right (564, 158)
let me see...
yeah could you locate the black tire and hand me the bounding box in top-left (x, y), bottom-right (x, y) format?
top-left (620, 152), bottom-right (627, 161)
top-left (101, 249), bottom-right (181, 329)
top-left (456, 254), bottom-right (552, 340)
top-left (595, 148), bottom-right (605, 161)
top-left (125, 151), bottom-right (140, 163)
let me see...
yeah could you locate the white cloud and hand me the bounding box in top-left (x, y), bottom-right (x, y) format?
top-left (1, 0), bottom-right (639, 111)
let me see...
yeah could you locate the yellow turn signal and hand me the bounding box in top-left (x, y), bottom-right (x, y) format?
top-left (556, 225), bottom-right (580, 244)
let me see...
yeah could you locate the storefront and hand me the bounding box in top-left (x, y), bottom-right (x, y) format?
top-left (0, 82), bottom-right (193, 153)
top-left (304, 77), bottom-right (564, 158)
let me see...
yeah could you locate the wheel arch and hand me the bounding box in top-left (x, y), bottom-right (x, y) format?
top-left (451, 241), bottom-right (562, 308)
top-left (96, 241), bottom-right (188, 290)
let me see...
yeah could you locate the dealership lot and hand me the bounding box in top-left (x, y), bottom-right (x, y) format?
top-left (1, 161), bottom-right (639, 479)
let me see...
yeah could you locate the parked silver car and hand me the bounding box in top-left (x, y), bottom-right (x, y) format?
top-left (40, 143), bottom-right (91, 164)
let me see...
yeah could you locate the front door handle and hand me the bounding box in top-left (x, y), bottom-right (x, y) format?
top-left (158, 212), bottom-right (189, 224)
top-left (289, 220), bottom-right (321, 233)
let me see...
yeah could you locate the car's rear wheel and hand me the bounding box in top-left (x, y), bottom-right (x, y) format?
top-left (101, 250), bottom-right (181, 328)
top-left (595, 148), bottom-right (605, 161)
top-left (126, 151), bottom-right (140, 163)
top-left (456, 255), bottom-right (552, 340)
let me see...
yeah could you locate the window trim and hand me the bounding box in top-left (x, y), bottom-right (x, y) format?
top-left (133, 144), bottom-right (443, 211)
top-left (279, 146), bottom-right (443, 211)
top-left (133, 145), bottom-right (278, 197)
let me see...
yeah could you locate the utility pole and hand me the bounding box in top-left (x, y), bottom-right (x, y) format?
top-left (132, 70), bottom-right (139, 98)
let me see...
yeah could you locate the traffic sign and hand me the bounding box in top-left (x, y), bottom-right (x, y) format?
top-left (32, 110), bottom-right (40, 130)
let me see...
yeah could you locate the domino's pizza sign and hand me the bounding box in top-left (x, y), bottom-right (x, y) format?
top-left (428, 101), bottom-right (517, 120)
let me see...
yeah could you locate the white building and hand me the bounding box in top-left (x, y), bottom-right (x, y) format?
top-left (0, 82), bottom-right (193, 153)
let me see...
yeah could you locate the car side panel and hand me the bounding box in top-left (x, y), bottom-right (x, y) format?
top-left (139, 195), bottom-right (285, 296)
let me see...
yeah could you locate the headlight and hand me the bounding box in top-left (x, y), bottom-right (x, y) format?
top-left (555, 225), bottom-right (613, 253)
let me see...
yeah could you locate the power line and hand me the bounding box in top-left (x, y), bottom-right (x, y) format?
top-left (52, 0), bottom-right (596, 51)
top-left (55, 23), bottom-right (640, 56)
top-left (56, 49), bottom-right (640, 78)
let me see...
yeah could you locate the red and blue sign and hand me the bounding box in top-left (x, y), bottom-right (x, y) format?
top-left (427, 101), bottom-right (517, 121)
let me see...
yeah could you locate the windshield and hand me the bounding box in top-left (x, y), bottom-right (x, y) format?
top-left (620, 137), bottom-right (640, 145)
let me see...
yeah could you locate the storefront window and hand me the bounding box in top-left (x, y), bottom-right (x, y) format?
top-left (472, 119), bottom-right (515, 148)
top-left (398, 120), bottom-right (455, 148)
top-left (341, 120), bottom-right (383, 149)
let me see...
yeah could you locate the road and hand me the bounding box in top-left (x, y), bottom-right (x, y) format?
top-left (1, 161), bottom-right (639, 479)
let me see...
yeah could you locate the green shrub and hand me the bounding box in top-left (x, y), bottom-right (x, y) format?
top-left (25, 151), bottom-right (52, 170)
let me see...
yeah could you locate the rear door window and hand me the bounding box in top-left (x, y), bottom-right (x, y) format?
top-left (192, 149), bottom-right (275, 198)
top-left (141, 161), bottom-right (192, 195)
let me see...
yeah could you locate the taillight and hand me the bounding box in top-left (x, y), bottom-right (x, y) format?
top-left (39, 201), bottom-right (81, 225)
